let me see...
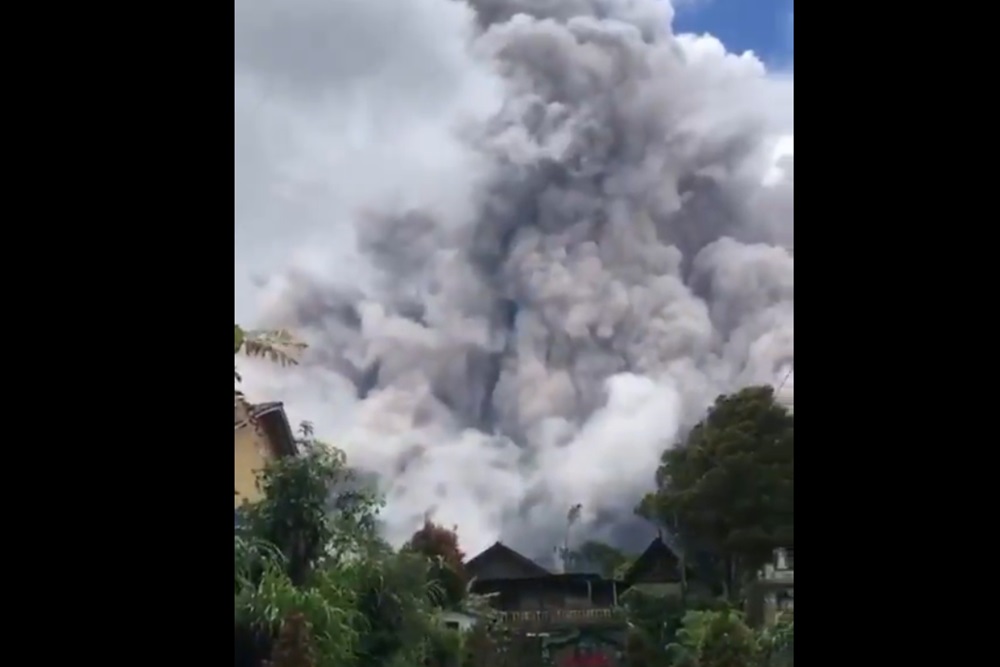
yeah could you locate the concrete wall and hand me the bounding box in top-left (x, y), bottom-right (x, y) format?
top-left (438, 611), bottom-right (478, 632)
top-left (235, 404), bottom-right (276, 507)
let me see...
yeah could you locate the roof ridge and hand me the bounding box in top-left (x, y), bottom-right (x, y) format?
top-left (466, 541), bottom-right (552, 576)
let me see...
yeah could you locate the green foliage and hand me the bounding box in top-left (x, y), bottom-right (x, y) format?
top-left (641, 385), bottom-right (794, 599)
top-left (264, 613), bottom-right (318, 667)
top-left (234, 349), bottom-right (795, 667)
top-left (622, 590), bottom-right (753, 667)
top-left (757, 613), bottom-right (793, 667)
top-left (698, 610), bottom-right (759, 667)
top-left (235, 323), bottom-right (304, 389)
top-left (236, 441), bottom-right (463, 667)
top-left (235, 324), bottom-right (306, 366)
top-left (404, 519), bottom-right (468, 609)
top-left (351, 548), bottom-right (448, 665)
top-left (239, 442), bottom-right (379, 585)
top-left (423, 624), bottom-right (464, 667)
top-left (462, 624), bottom-right (491, 667)
top-left (235, 557), bottom-right (361, 667)
top-left (666, 609), bottom-right (759, 667)
top-left (623, 589), bottom-right (687, 667)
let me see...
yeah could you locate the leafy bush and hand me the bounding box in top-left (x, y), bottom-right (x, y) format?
top-left (424, 624), bottom-right (464, 667)
top-left (757, 613), bottom-right (793, 667)
top-left (622, 589), bottom-right (687, 666)
top-left (235, 440), bottom-right (463, 667)
top-left (667, 609), bottom-right (759, 667)
top-left (235, 556), bottom-right (361, 667)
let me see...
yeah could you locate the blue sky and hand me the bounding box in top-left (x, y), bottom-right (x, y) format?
top-left (674, 0), bottom-right (794, 70)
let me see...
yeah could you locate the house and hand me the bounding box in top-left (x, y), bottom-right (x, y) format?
top-left (746, 547), bottom-right (794, 627)
top-left (465, 537), bottom-right (687, 620)
top-left (234, 401), bottom-right (297, 508)
top-left (465, 541), bottom-right (626, 645)
top-left (620, 534), bottom-right (684, 597)
top-left (463, 536), bottom-right (688, 666)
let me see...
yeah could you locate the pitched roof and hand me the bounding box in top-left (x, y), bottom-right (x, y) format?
top-left (622, 534), bottom-right (682, 584)
top-left (465, 541), bottom-right (552, 579)
top-left (235, 401), bottom-right (297, 458)
top-left (251, 401), bottom-right (283, 416)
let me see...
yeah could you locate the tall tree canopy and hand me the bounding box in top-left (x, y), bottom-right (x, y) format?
top-left (640, 385), bottom-right (793, 598)
top-left (405, 519), bottom-right (466, 572)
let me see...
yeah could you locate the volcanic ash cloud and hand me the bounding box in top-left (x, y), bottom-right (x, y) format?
top-left (235, 0), bottom-right (793, 558)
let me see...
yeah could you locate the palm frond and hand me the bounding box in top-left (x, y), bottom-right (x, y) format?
top-left (239, 328), bottom-right (307, 367)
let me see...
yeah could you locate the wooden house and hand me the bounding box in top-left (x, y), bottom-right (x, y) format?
top-left (466, 536), bottom-right (689, 615)
top-left (463, 535), bottom-right (692, 665)
top-left (620, 534), bottom-right (684, 597)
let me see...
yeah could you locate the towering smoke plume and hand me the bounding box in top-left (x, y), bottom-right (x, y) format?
top-left (235, 0), bottom-right (793, 559)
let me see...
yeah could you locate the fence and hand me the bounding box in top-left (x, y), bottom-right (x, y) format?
top-left (495, 607), bottom-right (626, 630)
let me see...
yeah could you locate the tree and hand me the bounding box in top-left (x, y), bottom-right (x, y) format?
top-left (233, 321), bottom-right (464, 667)
top-left (350, 548), bottom-right (450, 666)
top-left (239, 434), bottom-right (380, 585)
top-left (236, 437), bottom-right (461, 667)
top-left (235, 437), bottom-right (376, 667)
top-left (640, 386), bottom-right (793, 599)
top-left (622, 589), bottom-right (732, 667)
top-left (563, 540), bottom-right (630, 578)
top-left (404, 519), bottom-right (466, 573)
top-left (403, 519), bottom-right (468, 609)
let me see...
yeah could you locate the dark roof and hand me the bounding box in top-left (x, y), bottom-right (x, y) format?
top-left (466, 542), bottom-right (552, 579)
top-left (622, 534), bottom-right (682, 584)
top-left (236, 401), bottom-right (297, 458)
top-left (250, 401), bottom-right (286, 421)
top-left (657, 531), bottom-right (729, 591)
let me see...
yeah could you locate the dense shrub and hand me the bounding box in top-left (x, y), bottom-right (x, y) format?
top-left (667, 609), bottom-right (760, 667)
top-left (235, 445), bottom-right (462, 667)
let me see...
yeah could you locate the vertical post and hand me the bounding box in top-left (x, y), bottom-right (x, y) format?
top-left (612, 581), bottom-right (618, 607)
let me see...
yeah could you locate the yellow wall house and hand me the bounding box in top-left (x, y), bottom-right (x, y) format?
top-left (235, 401), bottom-right (297, 507)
